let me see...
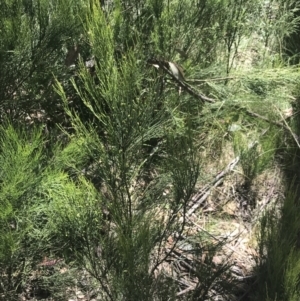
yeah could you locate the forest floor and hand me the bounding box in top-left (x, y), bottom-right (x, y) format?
top-left (18, 145), bottom-right (284, 301)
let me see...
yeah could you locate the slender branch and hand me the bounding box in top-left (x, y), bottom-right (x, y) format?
top-left (162, 64), bottom-right (216, 103)
top-left (231, 104), bottom-right (300, 142)
top-left (148, 59), bottom-right (299, 143)
top-left (273, 105), bottom-right (300, 149)
top-left (186, 76), bottom-right (236, 83)
top-left (148, 59), bottom-right (216, 103)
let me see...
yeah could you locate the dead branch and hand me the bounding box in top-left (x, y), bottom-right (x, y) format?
top-left (180, 156), bottom-right (240, 221)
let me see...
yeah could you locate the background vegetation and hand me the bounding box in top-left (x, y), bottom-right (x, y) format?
top-left (1, 0), bottom-right (300, 300)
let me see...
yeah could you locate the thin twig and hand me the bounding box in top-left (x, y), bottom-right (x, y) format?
top-left (187, 76), bottom-right (236, 83)
top-left (273, 105), bottom-right (300, 149)
top-left (152, 60), bottom-right (216, 103)
top-left (232, 104), bottom-right (300, 141)
top-left (181, 156), bottom-right (240, 221)
top-left (176, 285), bottom-right (196, 296)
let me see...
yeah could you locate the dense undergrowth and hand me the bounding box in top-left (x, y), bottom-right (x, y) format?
top-left (1, 0), bottom-right (300, 300)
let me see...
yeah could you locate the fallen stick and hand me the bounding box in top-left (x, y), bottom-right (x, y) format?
top-left (180, 156), bottom-right (240, 222)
